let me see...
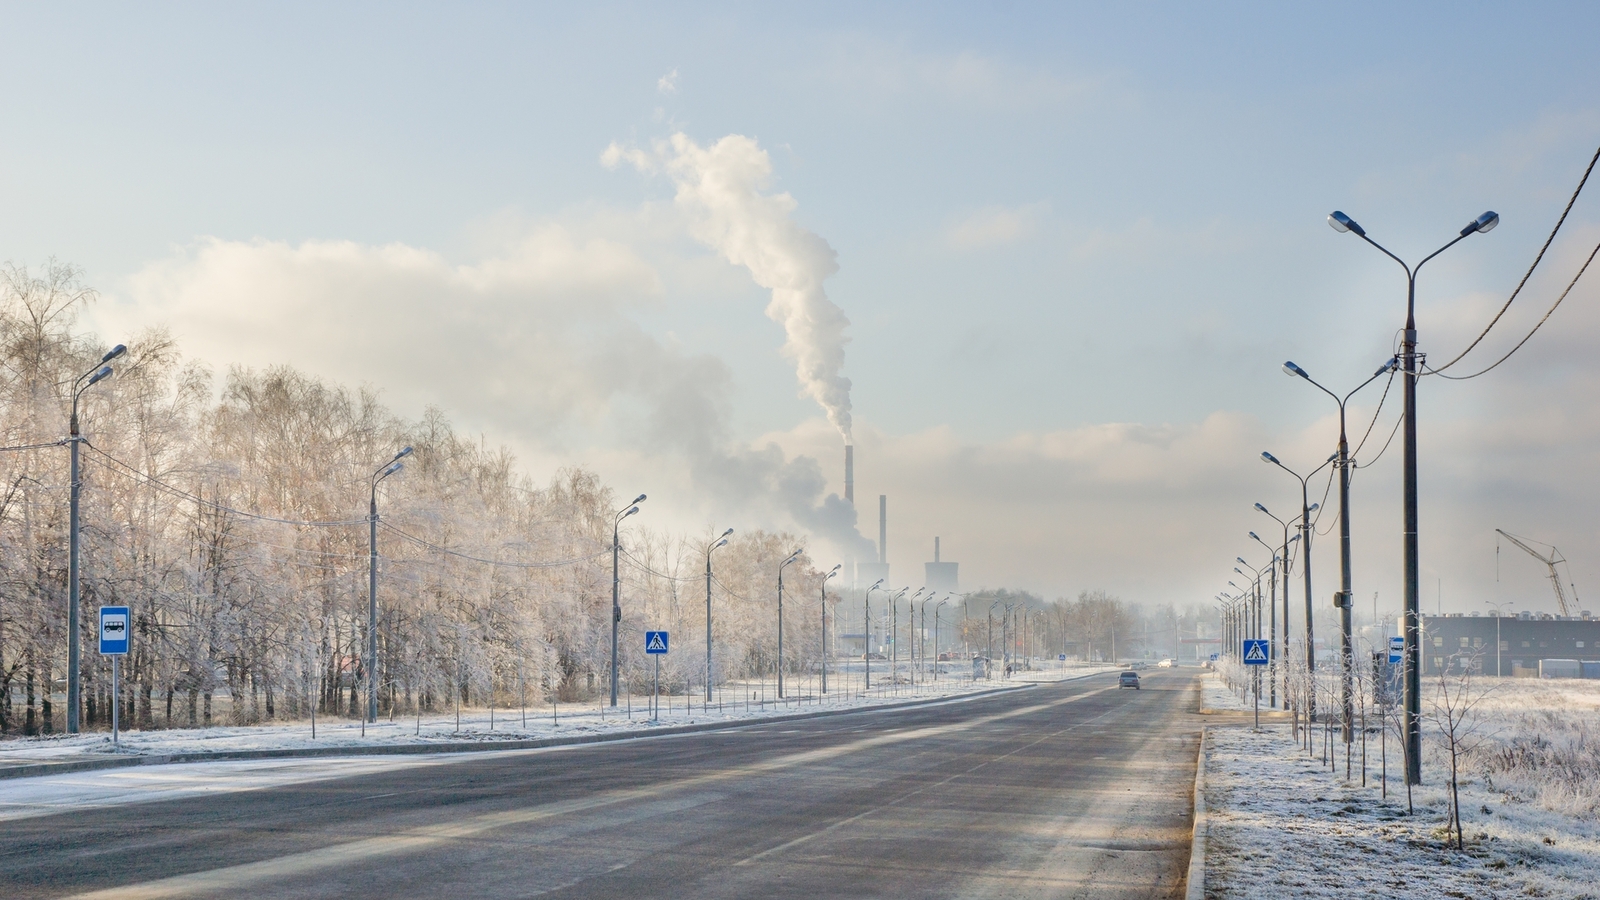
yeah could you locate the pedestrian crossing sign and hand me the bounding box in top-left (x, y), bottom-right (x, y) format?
top-left (1242, 639), bottom-right (1269, 665)
top-left (645, 631), bottom-right (668, 654)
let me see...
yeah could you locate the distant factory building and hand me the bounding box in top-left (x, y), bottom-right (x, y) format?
top-left (925, 537), bottom-right (958, 592)
top-left (1421, 611), bottom-right (1600, 677)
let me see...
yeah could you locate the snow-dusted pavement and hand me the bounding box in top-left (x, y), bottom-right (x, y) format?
top-left (1, 670), bottom-right (1200, 900)
top-left (1202, 673), bottom-right (1600, 899)
top-left (0, 665), bottom-right (1119, 772)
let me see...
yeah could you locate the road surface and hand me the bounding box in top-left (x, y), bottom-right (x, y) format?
top-left (3, 670), bottom-right (1201, 900)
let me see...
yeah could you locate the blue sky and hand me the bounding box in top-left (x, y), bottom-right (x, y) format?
top-left (4, 3), bottom-right (1599, 612)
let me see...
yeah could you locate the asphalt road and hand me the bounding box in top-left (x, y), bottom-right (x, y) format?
top-left (5, 670), bottom-right (1202, 900)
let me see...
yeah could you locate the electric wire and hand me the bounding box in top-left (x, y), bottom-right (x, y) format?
top-left (379, 521), bottom-right (606, 570)
top-left (1427, 142), bottom-right (1600, 375)
top-left (85, 444), bottom-right (367, 527)
top-left (1424, 235), bottom-right (1600, 380)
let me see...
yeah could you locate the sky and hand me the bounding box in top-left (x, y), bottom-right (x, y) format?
top-left (3, 3), bottom-right (1600, 617)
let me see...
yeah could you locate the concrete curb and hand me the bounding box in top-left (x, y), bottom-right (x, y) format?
top-left (0, 681), bottom-right (1051, 781)
top-left (1184, 725), bottom-right (1209, 900)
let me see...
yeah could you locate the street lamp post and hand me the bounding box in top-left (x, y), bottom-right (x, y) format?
top-left (777, 549), bottom-right (802, 698)
top-left (611, 494), bottom-right (646, 707)
top-left (368, 446), bottom-right (412, 723)
top-left (1484, 601), bottom-right (1513, 677)
top-left (1249, 531), bottom-right (1282, 706)
top-left (67, 344), bottom-right (125, 733)
top-left (1262, 451), bottom-right (1329, 720)
top-left (1284, 357), bottom-right (1400, 744)
top-left (864, 579), bottom-right (884, 691)
top-left (1254, 505), bottom-right (1301, 708)
top-left (1328, 208), bottom-right (1498, 786)
top-left (987, 600), bottom-right (1000, 673)
top-left (705, 528), bottom-right (732, 703)
top-left (820, 565), bottom-right (840, 693)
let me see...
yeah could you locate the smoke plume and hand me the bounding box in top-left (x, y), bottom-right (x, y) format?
top-left (604, 133), bottom-right (855, 443)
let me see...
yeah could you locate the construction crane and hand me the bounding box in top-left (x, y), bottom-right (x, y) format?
top-left (1496, 529), bottom-right (1581, 617)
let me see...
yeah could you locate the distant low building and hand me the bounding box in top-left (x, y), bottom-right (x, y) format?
top-left (1421, 612), bottom-right (1600, 677)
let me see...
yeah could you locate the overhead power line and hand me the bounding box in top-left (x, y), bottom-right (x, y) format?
top-left (1427, 141), bottom-right (1600, 378)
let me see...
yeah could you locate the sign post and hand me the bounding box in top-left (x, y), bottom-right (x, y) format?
top-left (99, 606), bottom-right (130, 747)
top-left (645, 631), bottom-right (668, 722)
top-left (1243, 639), bottom-right (1269, 730)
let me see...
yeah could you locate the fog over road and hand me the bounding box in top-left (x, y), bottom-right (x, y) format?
top-left (5, 671), bottom-right (1201, 900)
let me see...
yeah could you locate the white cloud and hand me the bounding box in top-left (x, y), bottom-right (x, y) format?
top-left (657, 68), bottom-right (679, 95)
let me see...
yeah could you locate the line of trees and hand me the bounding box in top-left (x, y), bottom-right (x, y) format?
top-left (0, 263), bottom-right (834, 735)
top-left (952, 589), bottom-right (1214, 663)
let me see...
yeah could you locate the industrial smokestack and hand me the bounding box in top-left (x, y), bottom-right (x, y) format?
top-left (845, 445), bottom-right (853, 504)
top-left (935, 536), bottom-right (940, 563)
top-left (879, 495), bottom-right (887, 565)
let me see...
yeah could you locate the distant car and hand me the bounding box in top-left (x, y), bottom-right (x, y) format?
top-left (1118, 670), bottom-right (1141, 690)
top-left (1157, 658), bottom-right (1175, 668)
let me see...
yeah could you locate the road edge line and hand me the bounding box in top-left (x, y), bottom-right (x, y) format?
top-left (0, 676), bottom-right (1110, 781)
top-left (1184, 723), bottom-right (1209, 900)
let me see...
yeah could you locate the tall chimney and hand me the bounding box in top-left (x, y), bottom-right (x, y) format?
top-left (844, 445), bottom-right (853, 504)
top-left (879, 495), bottom-right (887, 564)
top-left (935, 536), bottom-right (940, 563)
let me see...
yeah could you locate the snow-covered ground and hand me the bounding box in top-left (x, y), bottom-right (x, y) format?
top-left (0, 663), bottom-right (1118, 767)
top-left (1203, 671), bottom-right (1600, 899)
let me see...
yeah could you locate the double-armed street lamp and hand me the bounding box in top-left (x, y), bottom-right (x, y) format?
top-left (864, 579), bottom-right (884, 690)
top-left (611, 494), bottom-right (646, 706)
top-left (1328, 207), bottom-right (1499, 786)
top-left (705, 528), bottom-right (732, 703)
top-left (1249, 532), bottom-right (1282, 706)
top-left (933, 599), bottom-right (947, 680)
top-left (820, 564), bottom-right (840, 693)
top-left (1284, 357), bottom-right (1400, 743)
top-left (367, 445), bottom-right (412, 723)
top-left (777, 548), bottom-right (803, 698)
top-left (1262, 450), bottom-right (1329, 719)
top-left (67, 343), bottom-right (126, 733)
top-left (1255, 504), bottom-right (1303, 706)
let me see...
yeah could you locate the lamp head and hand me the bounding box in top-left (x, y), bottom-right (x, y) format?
top-left (101, 344), bottom-right (128, 363)
top-left (721, 528), bottom-right (734, 538)
top-left (1308, 502), bottom-right (1320, 514)
top-left (713, 538), bottom-right (727, 550)
top-left (86, 365), bottom-right (113, 386)
top-left (1261, 451), bottom-right (1279, 465)
top-left (1237, 557), bottom-right (1248, 566)
top-left (1463, 210), bottom-right (1499, 236)
top-left (1288, 533), bottom-right (1301, 544)
top-left (1375, 357), bottom-right (1400, 377)
top-left (1283, 361), bottom-right (1309, 379)
top-left (623, 505), bottom-right (639, 518)
top-left (871, 578), bottom-right (884, 589)
top-left (1249, 531), bottom-right (1260, 542)
top-left (1328, 211), bottom-right (1365, 236)
top-left (632, 493), bottom-right (647, 505)
top-left (1254, 502), bottom-right (1269, 514)
top-left (381, 461), bottom-right (404, 479)
top-left (394, 446), bottom-right (414, 461)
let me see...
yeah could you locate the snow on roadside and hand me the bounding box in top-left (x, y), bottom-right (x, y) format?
top-left (1205, 671), bottom-right (1600, 900)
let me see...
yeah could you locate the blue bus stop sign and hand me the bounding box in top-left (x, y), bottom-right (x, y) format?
top-left (645, 631), bottom-right (668, 654)
top-left (1388, 636), bottom-right (1404, 664)
top-left (99, 606), bottom-right (130, 656)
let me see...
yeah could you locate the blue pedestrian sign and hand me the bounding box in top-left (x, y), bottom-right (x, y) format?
top-left (645, 631), bottom-right (668, 654)
top-left (1242, 639), bottom-right (1269, 666)
top-left (1058, 654), bottom-right (1066, 661)
top-left (99, 606), bottom-right (130, 656)
top-left (1388, 636), bottom-right (1404, 664)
